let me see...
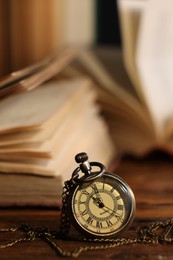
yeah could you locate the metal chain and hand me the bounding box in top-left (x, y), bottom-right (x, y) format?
top-left (0, 219), bottom-right (173, 257)
top-left (60, 178), bottom-right (77, 237)
top-left (0, 178), bottom-right (172, 258)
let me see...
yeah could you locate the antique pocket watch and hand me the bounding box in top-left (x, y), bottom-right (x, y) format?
top-left (0, 153), bottom-right (172, 258)
top-left (61, 152), bottom-right (136, 239)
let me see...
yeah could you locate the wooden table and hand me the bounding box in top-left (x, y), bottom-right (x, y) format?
top-left (0, 157), bottom-right (173, 259)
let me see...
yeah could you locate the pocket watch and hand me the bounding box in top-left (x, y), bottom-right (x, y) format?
top-left (0, 152), bottom-right (172, 258)
top-left (60, 153), bottom-right (136, 239)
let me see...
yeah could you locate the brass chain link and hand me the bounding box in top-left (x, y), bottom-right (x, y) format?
top-left (0, 178), bottom-right (172, 258)
top-left (0, 218), bottom-right (173, 257)
top-left (60, 179), bottom-right (76, 237)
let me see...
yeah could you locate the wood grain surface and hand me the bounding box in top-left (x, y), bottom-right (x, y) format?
top-left (0, 157), bottom-right (173, 259)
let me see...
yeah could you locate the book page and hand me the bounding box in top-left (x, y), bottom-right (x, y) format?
top-left (77, 48), bottom-right (155, 134)
top-left (78, 48), bottom-right (143, 109)
top-left (0, 91), bottom-right (96, 146)
top-left (93, 48), bottom-right (138, 99)
top-left (0, 92), bottom-right (97, 157)
top-left (117, 0), bottom-right (146, 103)
top-left (0, 105), bottom-right (114, 179)
top-left (0, 78), bottom-right (89, 134)
top-left (0, 52), bottom-right (59, 89)
top-left (0, 49), bottom-right (76, 98)
top-left (136, 0), bottom-right (173, 137)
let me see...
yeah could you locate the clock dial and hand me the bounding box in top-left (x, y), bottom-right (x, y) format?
top-left (71, 173), bottom-right (135, 238)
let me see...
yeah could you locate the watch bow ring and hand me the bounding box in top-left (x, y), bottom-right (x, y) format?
top-left (61, 152), bottom-right (136, 239)
top-left (72, 152), bottom-right (106, 182)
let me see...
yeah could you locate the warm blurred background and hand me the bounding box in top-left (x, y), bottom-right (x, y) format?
top-left (0, 0), bottom-right (120, 76)
top-left (0, 0), bottom-right (173, 207)
top-left (1, 0), bottom-right (173, 159)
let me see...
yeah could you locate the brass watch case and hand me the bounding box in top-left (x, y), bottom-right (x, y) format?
top-left (68, 172), bottom-right (136, 239)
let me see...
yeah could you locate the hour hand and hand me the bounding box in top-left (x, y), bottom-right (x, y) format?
top-left (91, 183), bottom-right (102, 201)
top-left (92, 196), bottom-right (104, 208)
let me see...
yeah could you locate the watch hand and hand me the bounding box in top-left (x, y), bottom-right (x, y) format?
top-left (91, 184), bottom-right (103, 201)
top-left (92, 196), bottom-right (104, 208)
top-left (103, 205), bottom-right (116, 213)
top-left (100, 206), bottom-right (116, 215)
top-left (102, 205), bottom-right (122, 220)
top-left (100, 208), bottom-right (110, 215)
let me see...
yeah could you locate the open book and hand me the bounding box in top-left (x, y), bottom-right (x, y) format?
top-left (0, 48), bottom-right (116, 207)
top-left (0, 48), bottom-right (116, 176)
top-left (0, 77), bottom-right (114, 181)
top-left (68, 36), bottom-right (173, 157)
top-left (0, 173), bottom-right (62, 207)
top-left (71, 0), bottom-right (173, 156)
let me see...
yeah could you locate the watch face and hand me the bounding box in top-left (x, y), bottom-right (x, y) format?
top-left (70, 172), bottom-right (135, 238)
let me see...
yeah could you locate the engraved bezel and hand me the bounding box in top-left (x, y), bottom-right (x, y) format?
top-left (69, 172), bottom-right (136, 238)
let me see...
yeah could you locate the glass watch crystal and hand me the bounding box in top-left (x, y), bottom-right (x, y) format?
top-left (66, 152), bottom-right (135, 238)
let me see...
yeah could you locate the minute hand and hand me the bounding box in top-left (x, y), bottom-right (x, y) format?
top-left (103, 205), bottom-right (117, 214)
top-left (103, 205), bottom-right (122, 220)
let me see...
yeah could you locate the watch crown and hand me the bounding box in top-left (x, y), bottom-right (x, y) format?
top-left (75, 152), bottom-right (88, 163)
top-left (75, 152), bottom-right (91, 175)
top-left (73, 153), bottom-right (105, 182)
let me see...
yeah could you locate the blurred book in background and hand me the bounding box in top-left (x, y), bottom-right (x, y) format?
top-left (0, 0), bottom-right (118, 207)
top-left (98, 0), bottom-right (173, 156)
top-left (1, 0), bottom-right (173, 207)
top-left (0, 0), bottom-right (96, 76)
top-left (0, 0), bottom-right (10, 76)
top-left (0, 49), bottom-right (115, 207)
